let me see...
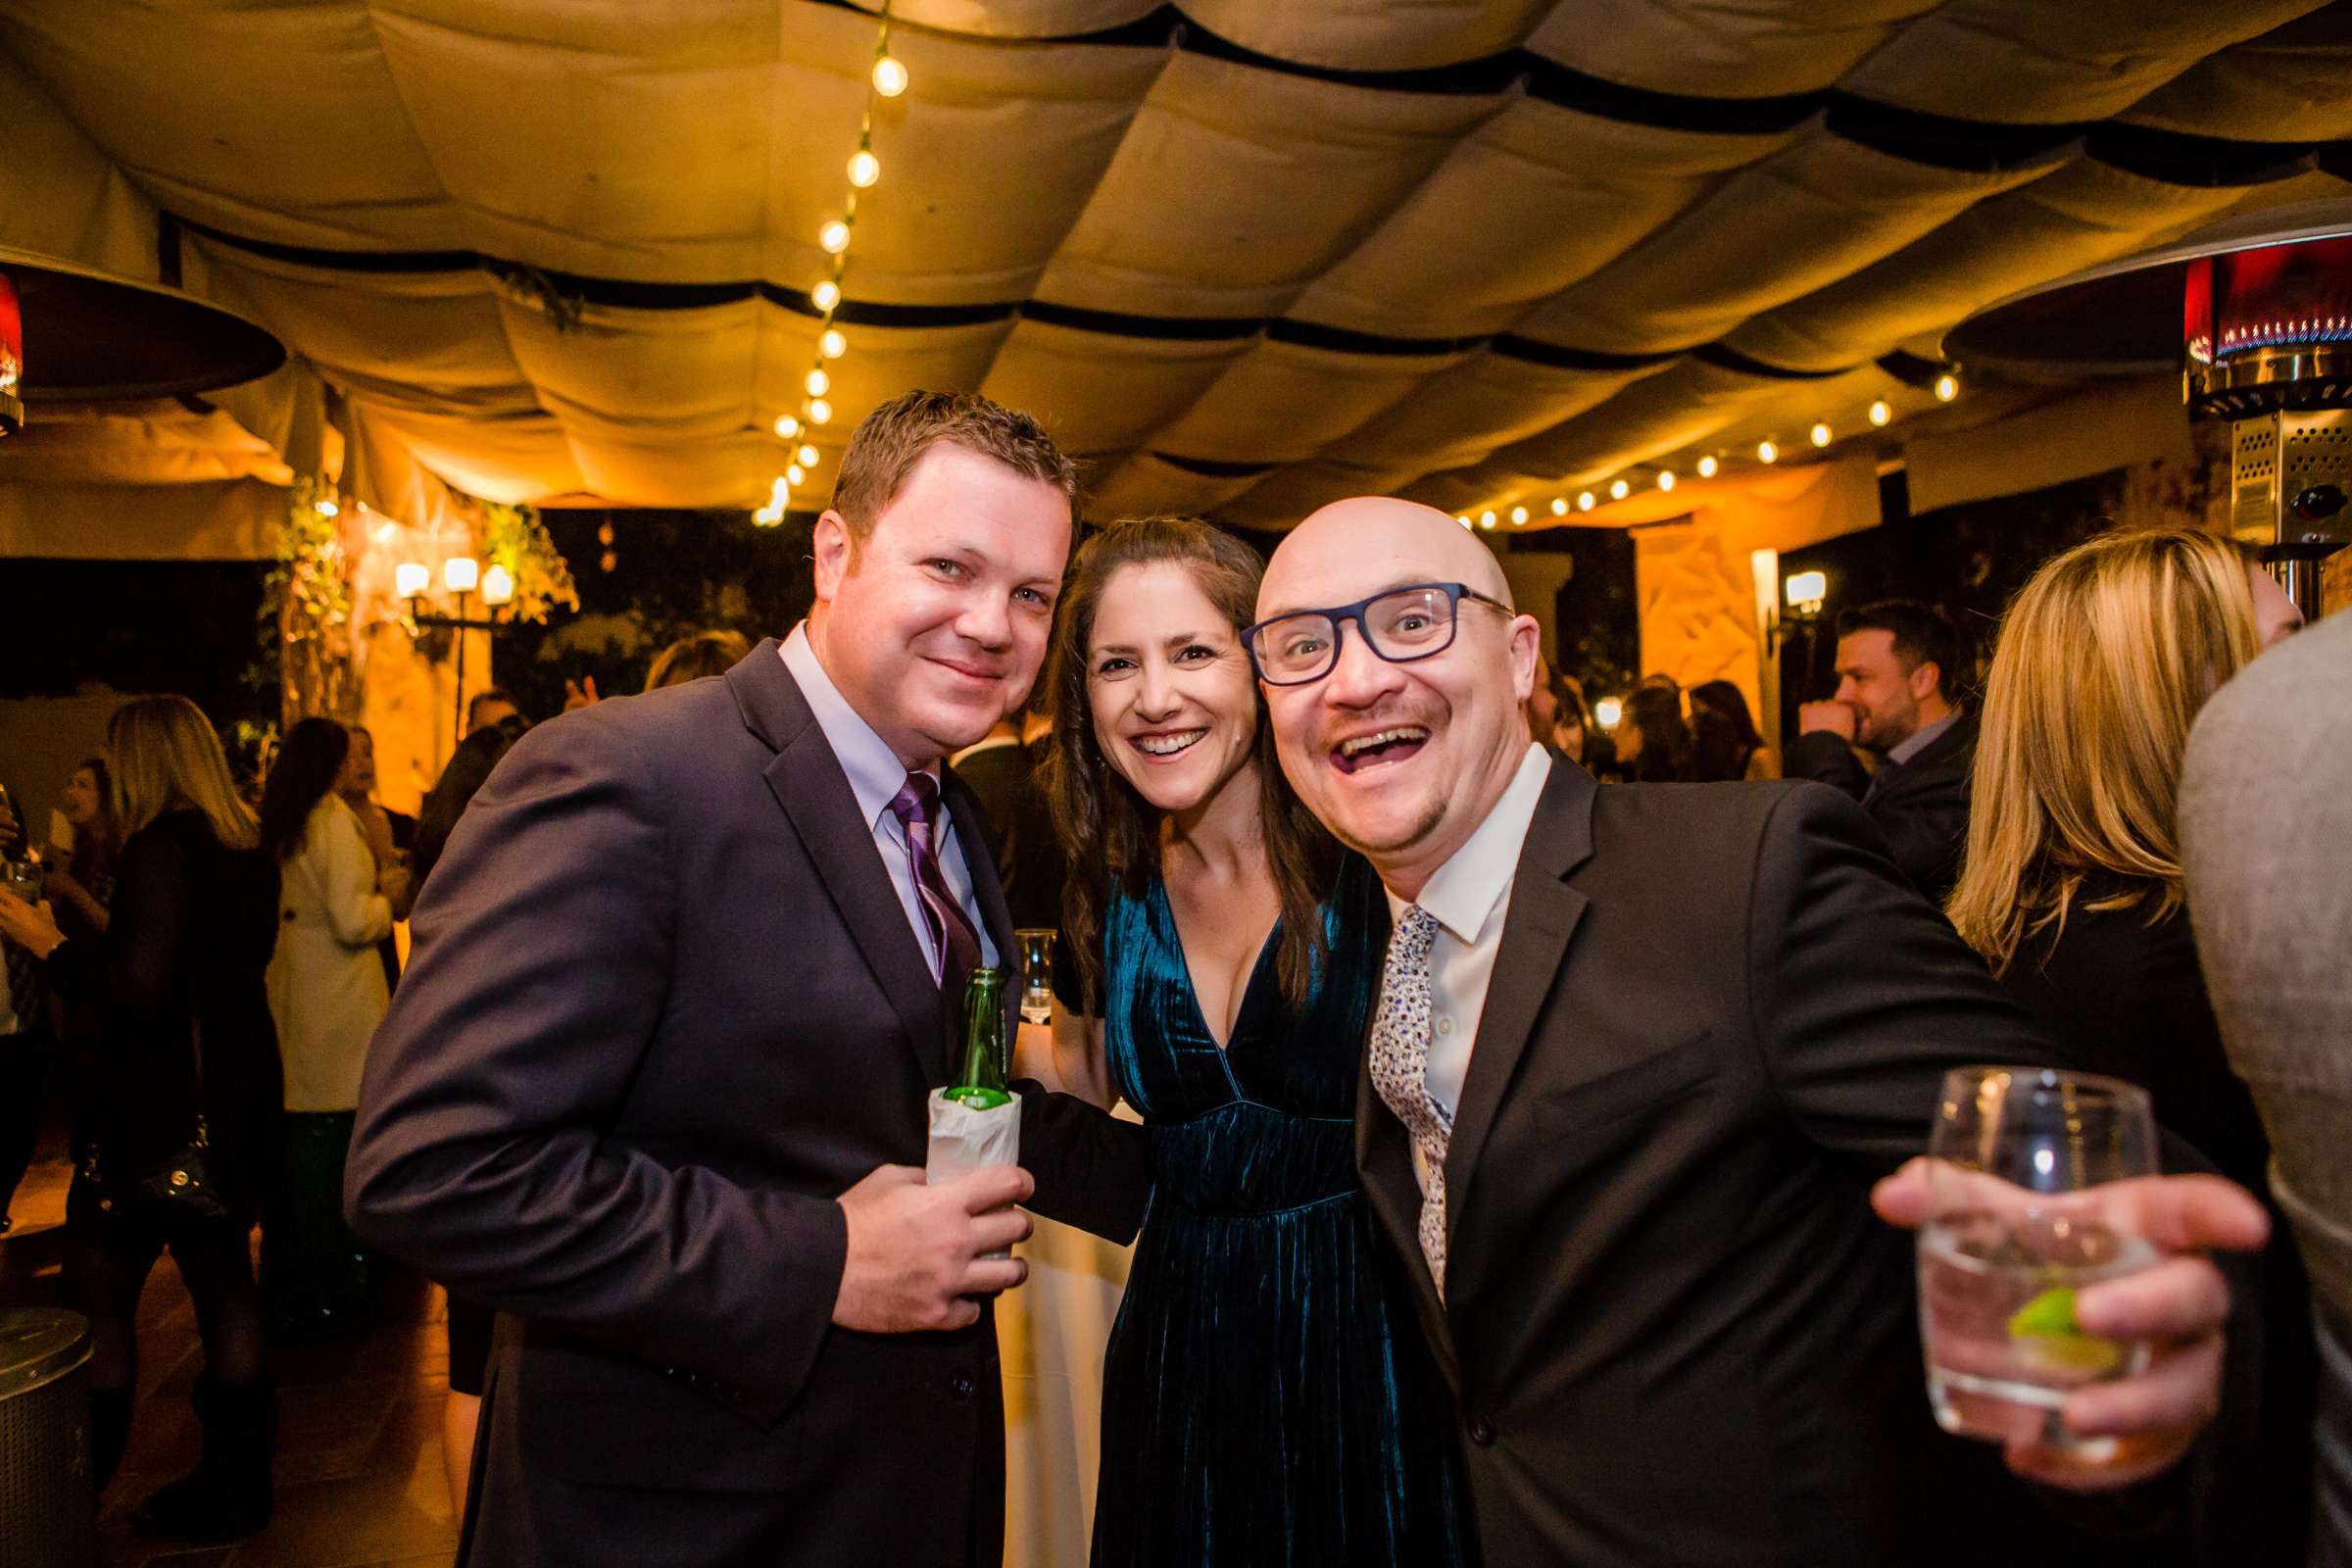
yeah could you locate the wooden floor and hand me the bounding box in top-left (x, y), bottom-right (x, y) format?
top-left (1, 1130), bottom-right (461, 1568)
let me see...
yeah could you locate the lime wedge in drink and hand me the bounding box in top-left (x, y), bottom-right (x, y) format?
top-left (2007, 1286), bottom-right (2124, 1375)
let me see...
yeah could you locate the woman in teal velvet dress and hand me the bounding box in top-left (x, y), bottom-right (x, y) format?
top-left (1030, 516), bottom-right (1468, 1566)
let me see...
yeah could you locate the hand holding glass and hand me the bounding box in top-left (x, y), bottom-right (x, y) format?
top-left (1916, 1067), bottom-right (2160, 1461)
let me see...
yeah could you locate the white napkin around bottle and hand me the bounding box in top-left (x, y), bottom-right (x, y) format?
top-left (926, 1090), bottom-right (1023, 1259)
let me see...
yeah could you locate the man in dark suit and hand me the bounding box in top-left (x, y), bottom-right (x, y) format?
top-left (1783, 598), bottom-right (1977, 904)
top-left (1251, 498), bottom-right (2264, 1566)
top-left (346, 392), bottom-right (1147, 1568)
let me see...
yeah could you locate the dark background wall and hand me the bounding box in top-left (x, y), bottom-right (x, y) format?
top-left (0, 557), bottom-right (271, 727)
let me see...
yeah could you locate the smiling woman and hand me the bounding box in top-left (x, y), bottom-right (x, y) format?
top-left (1032, 514), bottom-right (1471, 1568)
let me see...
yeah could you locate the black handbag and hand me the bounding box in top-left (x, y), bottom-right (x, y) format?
top-left (89, 1017), bottom-right (235, 1229)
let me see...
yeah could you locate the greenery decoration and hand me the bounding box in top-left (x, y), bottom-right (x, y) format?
top-left (479, 499), bottom-right (580, 624)
top-left (263, 475), bottom-right (360, 726)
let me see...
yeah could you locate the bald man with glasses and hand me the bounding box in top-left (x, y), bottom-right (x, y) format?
top-left (1246, 497), bottom-right (2266, 1568)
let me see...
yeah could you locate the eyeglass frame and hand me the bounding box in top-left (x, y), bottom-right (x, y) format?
top-left (1242, 580), bottom-right (1516, 687)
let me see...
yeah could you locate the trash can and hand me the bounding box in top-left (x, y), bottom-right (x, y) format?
top-left (0, 1309), bottom-right (94, 1568)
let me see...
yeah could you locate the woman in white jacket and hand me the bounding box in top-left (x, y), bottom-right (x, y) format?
top-left (257, 718), bottom-right (410, 1340)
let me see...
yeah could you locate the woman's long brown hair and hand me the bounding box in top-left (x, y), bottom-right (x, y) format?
top-left (1041, 516), bottom-right (1338, 1012)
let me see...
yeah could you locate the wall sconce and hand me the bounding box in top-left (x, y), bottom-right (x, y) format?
top-left (1784, 570), bottom-right (1828, 619)
top-left (481, 564), bottom-right (514, 608)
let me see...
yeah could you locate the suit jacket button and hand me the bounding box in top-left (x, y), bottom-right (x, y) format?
top-left (949, 1372), bottom-right (975, 1400)
top-left (1467, 1415), bottom-right (1495, 1446)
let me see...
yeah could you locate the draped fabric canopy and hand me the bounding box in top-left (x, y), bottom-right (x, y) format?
top-left (2, 0), bottom-right (2349, 531)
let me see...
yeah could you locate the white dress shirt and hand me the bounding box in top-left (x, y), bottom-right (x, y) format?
top-left (781, 624), bottom-right (997, 973)
top-left (1383, 743), bottom-right (1552, 1197)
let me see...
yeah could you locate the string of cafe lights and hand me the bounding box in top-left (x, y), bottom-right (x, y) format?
top-left (755, 5), bottom-right (909, 527)
top-left (1458, 369), bottom-right (1961, 530)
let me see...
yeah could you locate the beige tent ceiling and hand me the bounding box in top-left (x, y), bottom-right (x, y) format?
top-left (3, 0), bottom-right (2350, 530)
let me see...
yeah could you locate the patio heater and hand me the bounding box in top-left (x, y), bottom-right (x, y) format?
top-left (1946, 198), bottom-right (2352, 620)
top-left (0, 242), bottom-right (284, 435)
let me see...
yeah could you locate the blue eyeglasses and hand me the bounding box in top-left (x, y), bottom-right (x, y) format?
top-left (1243, 582), bottom-right (1513, 686)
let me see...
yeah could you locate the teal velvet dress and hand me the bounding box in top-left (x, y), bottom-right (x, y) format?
top-left (1088, 857), bottom-right (1470, 1566)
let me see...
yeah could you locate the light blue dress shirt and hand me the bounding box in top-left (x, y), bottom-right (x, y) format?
top-left (779, 622), bottom-right (998, 974)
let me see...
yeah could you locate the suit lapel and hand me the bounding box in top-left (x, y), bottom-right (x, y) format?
top-left (1442, 761), bottom-right (1595, 1272)
top-left (729, 641), bottom-right (948, 1082)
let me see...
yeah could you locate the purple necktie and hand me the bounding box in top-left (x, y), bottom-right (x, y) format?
top-left (887, 771), bottom-right (985, 987)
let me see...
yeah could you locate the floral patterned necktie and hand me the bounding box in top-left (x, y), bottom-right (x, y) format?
top-left (1368, 905), bottom-right (1452, 1298)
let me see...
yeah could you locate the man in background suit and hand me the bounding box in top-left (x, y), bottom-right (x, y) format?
top-left (347, 392), bottom-right (1147, 1568)
top-left (2182, 603), bottom-right (2352, 1566)
top-left (1784, 598), bottom-right (1978, 904)
top-left (951, 684), bottom-right (1063, 935)
top-left (1252, 498), bottom-right (2263, 1566)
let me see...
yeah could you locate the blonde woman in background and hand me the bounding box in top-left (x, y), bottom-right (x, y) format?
top-left (257, 716), bottom-right (407, 1344)
top-left (0, 696), bottom-right (284, 1541)
top-left (1946, 524), bottom-right (2308, 1566)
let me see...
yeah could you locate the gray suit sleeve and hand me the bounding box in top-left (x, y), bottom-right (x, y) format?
top-left (345, 713), bottom-right (847, 1416)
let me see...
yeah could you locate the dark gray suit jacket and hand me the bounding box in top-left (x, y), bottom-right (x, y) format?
top-left (347, 640), bottom-right (1147, 1568)
top-left (1357, 760), bottom-right (2090, 1566)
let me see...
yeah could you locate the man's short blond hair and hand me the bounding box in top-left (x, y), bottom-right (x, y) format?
top-left (830, 389), bottom-right (1082, 539)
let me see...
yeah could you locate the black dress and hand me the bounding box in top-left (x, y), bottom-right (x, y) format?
top-left (1088, 857), bottom-right (1469, 1566)
top-left (47, 808), bottom-right (283, 1222)
top-left (2001, 875), bottom-right (2313, 1568)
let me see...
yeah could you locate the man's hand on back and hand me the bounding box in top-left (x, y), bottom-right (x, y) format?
top-left (832, 1164), bottom-right (1032, 1333)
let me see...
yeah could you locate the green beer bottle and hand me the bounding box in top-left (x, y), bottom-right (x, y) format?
top-left (943, 965), bottom-right (1013, 1109)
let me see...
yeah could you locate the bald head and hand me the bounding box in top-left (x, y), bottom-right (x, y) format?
top-left (1255, 494), bottom-right (1540, 900)
top-left (1259, 498), bottom-right (1512, 622)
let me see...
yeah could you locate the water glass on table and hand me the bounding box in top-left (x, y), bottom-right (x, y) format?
top-left (1916, 1065), bottom-right (2161, 1462)
top-left (1013, 928), bottom-right (1055, 1025)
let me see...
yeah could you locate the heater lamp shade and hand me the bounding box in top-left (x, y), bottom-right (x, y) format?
top-left (1945, 198), bottom-right (2352, 379)
top-left (0, 243), bottom-right (284, 416)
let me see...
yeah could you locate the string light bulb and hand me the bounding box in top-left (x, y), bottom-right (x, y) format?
top-left (1934, 372), bottom-right (1960, 402)
top-left (1578, 491), bottom-right (1595, 512)
top-left (1656, 470), bottom-right (1676, 492)
top-left (786, 464), bottom-right (805, 486)
top-left (805, 368), bottom-right (831, 398)
top-left (819, 220), bottom-right (852, 255)
top-left (1696, 455), bottom-right (1718, 478)
top-left (1550, 497), bottom-right (1569, 515)
top-left (811, 280), bottom-right (841, 312)
top-left (1868, 399), bottom-right (1891, 426)
top-left (1479, 511), bottom-right (1497, 529)
top-left (1810, 421), bottom-right (1832, 447)
top-left (820, 328), bottom-right (848, 360)
top-left (847, 149), bottom-right (881, 189)
top-left (1510, 505), bottom-right (1529, 525)
top-left (872, 54), bottom-right (908, 97)
top-left (1758, 440), bottom-right (1779, 465)
top-left (797, 444), bottom-right (820, 467)
top-left (808, 398), bottom-right (832, 425)
top-left (1609, 478), bottom-right (1630, 501)
top-left (1456, 515), bottom-right (1471, 529)
top-left (774, 415), bottom-right (800, 440)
